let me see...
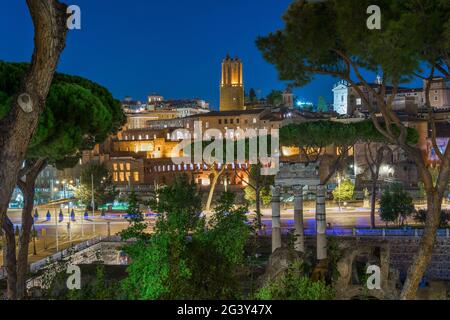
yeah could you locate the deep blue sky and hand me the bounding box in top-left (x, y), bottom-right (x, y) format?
top-left (0, 0), bottom-right (421, 109)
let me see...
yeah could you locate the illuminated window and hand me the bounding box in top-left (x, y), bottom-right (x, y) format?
top-left (119, 172), bottom-right (124, 182)
top-left (133, 172), bottom-right (139, 182)
top-left (126, 163), bottom-right (131, 171)
top-left (119, 163), bottom-right (124, 171)
top-left (113, 172), bottom-right (118, 182)
top-left (113, 163), bottom-right (118, 171)
top-left (125, 172), bottom-right (131, 182)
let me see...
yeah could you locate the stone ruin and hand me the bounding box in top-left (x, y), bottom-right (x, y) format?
top-left (334, 240), bottom-right (400, 300)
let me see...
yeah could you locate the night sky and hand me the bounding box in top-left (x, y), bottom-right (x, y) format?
top-left (1, 0), bottom-right (422, 109)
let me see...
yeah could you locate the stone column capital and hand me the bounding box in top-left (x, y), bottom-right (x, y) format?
top-left (271, 185), bottom-right (282, 197)
top-left (292, 184), bottom-right (304, 195)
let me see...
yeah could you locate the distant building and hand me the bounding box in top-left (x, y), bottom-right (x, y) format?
top-left (333, 77), bottom-right (450, 116)
top-left (282, 87), bottom-right (294, 108)
top-left (220, 55), bottom-right (245, 111)
top-left (147, 94), bottom-right (164, 105)
top-left (121, 97), bottom-right (146, 113)
top-left (426, 77), bottom-right (450, 108)
top-left (332, 80), bottom-right (350, 115)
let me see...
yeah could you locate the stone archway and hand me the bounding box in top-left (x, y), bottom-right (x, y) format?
top-left (334, 240), bottom-right (399, 300)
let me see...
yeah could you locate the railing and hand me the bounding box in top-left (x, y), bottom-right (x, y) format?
top-left (276, 226), bottom-right (450, 238)
top-left (28, 235), bottom-right (123, 274)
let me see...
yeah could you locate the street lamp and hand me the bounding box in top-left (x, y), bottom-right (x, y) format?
top-left (62, 180), bottom-right (67, 199)
top-left (224, 176), bottom-right (228, 192)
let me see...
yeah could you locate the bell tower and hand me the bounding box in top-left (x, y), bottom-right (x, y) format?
top-left (220, 55), bottom-right (244, 111)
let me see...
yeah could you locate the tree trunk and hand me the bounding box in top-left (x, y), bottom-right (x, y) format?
top-left (16, 186), bottom-right (34, 299)
top-left (255, 187), bottom-right (262, 229)
top-left (400, 191), bottom-right (442, 299)
top-left (0, 0), bottom-right (68, 233)
top-left (4, 160), bottom-right (46, 299)
top-left (316, 184), bottom-right (327, 260)
top-left (205, 166), bottom-right (225, 212)
top-left (370, 181), bottom-right (377, 229)
top-left (206, 174), bottom-right (219, 212)
top-left (2, 217), bottom-right (17, 300)
top-left (293, 185), bottom-right (305, 253)
top-left (271, 185), bottom-right (282, 252)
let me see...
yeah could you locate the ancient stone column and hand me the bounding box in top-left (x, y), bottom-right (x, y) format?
top-left (316, 184), bottom-right (327, 260)
top-left (271, 185), bottom-right (282, 253)
top-left (293, 185), bottom-right (305, 253)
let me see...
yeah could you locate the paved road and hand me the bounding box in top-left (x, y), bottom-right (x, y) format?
top-left (260, 207), bottom-right (386, 229)
top-left (1, 209), bottom-right (146, 266)
top-left (3, 203), bottom-right (449, 266)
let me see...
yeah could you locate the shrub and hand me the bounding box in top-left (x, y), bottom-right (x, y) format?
top-left (120, 178), bottom-right (250, 300)
top-left (379, 184), bottom-right (414, 226)
top-left (256, 262), bottom-right (335, 300)
top-left (413, 209), bottom-right (449, 228)
top-left (332, 179), bottom-right (355, 202)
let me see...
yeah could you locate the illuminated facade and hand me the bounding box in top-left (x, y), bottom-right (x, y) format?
top-left (220, 55), bottom-right (245, 111)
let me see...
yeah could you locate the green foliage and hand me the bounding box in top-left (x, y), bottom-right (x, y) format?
top-left (414, 209), bottom-right (449, 228)
top-left (67, 265), bottom-right (120, 300)
top-left (327, 237), bottom-right (342, 283)
top-left (244, 186), bottom-right (272, 206)
top-left (189, 192), bottom-right (250, 298)
top-left (121, 178), bottom-right (250, 300)
top-left (75, 163), bottom-right (117, 208)
top-left (203, 192), bottom-right (250, 265)
top-left (379, 183), bottom-right (415, 226)
top-left (332, 179), bottom-right (355, 202)
top-left (317, 96), bottom-right (328, 112)
top-left (280, 120), bottom-right (417, 150)
top-left (0, 61), bottom-right (125, 166)
top-left (119, 192), bottom-right (149, 241)
top-left (256, 262), bottom-right (335, 300)
top-left (256, 0), bottom-right (449, 88)
top-left (150, 175), bottom-right (203, 232)
top-left (248, 88), bottom-right (258, 102)
top-left (266, 90), bottom-right (283, 106)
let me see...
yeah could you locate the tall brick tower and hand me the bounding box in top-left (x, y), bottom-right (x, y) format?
top-left (220, 55), bottom-right (244, 111)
